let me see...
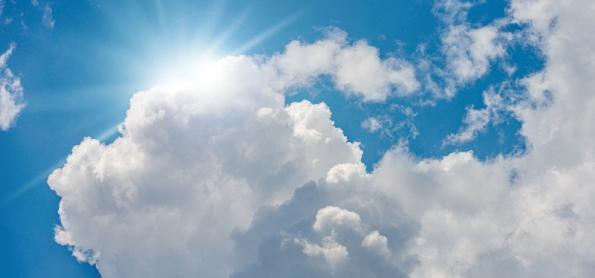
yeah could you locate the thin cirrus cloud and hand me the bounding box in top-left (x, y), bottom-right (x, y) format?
top-left (0, 43), bottom-right (25, 131)
top-left (48, 1), bottom-right (595, 278)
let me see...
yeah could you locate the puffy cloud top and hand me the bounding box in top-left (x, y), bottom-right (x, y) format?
top-left (269, 28), bottom-right (420, 101)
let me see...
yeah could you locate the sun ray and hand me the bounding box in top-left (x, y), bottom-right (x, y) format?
top-left (0, 124), bottom-right (121, 207)
top-left (231, 9), bottom-right (306, 55)
top-left (203, 10), bottom-right (249, 57)
top-left (0, 163), bottom-right (62, 207)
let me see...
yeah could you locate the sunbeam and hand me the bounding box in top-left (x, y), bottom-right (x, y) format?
top-left (0, 124), bottom-right (120, 207)
top-left (231, 10), bottom-right (306, 55)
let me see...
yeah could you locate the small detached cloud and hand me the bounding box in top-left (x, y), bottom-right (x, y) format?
top-left (269, 28), bottom-right (420, 102)
top-left (0, 43), bottom-right (25, 131)
top-left (31, 0), bottom-right (55, 29)
top-left (361, 117), bottom-right (382, 133)
top-left (42, 3), bottom-right (54, 29)
top-left (361, 108), bottom-right (418, 140)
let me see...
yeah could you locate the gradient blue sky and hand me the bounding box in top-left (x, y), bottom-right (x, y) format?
top-left (0, 0), bottom-right (546, 277)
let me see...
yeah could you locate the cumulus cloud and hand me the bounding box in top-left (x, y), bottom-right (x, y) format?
top-left (49, 1), bottom-right (595, 278)
top-left (0, 43), bottom-right (25, 131)
top-left (47, 30), bottom-right (418, 276)
top-left (49, 55), bottom-right (363, 277)
top-left (268, 28), bottom-right (420, 102)
top-left (231, 166), bottom-right (415, 278)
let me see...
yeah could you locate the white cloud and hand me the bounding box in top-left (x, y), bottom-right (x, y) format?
top-left (48, 1), bottom-right (595, 278)
top-left (29, 0), bottom-right (55, 29)
top-left (377, 0), bottom-right (595, 275)
top-left (0, 43), bottom-right (25, 131)
top-left (239, 1), bottom-right (595, 275)
top-left (47, 30), bottom-right (418, 276)
top-left (361, 109), bottom-right (417, 139)
top-left (48, 55), bottom-right (363, 278)
top-left (42, 3), bottom-right (55, 29)
top-left (361, 117), bottom-right (382, 133)
top-left (325, 163), bottom-right (368, 184)
top-left (313, 206), bottom-right (363, 234)
top-left (444, 88), bottom-right (506, 144)
top-left (443, 25), bottom-right (506, 83)
top-left (301, 237), bottom-right (350, 270)
top-left (361, 231), bottom-right (390, 257)
top-left (233, 183), bottom-right (411, 278)
top-left (430, 0), bottom-right (511, 98)
top-left (268, 28), bottom-right (420, 102)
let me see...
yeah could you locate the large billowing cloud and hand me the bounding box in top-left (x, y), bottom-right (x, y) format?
top-left (49, 55), bottom-right (364, 277)
top-left (49, 0), bottom-right (595, 277)
top-left (0, 43), bottom-right (25, 131)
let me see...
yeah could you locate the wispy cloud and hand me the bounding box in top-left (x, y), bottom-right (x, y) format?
top-left (0, 42), bottom-right (25, 131)
top-left (42, 3), bottom-right (54, 29)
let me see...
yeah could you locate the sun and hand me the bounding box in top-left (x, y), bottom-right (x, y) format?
top-left (153, 54), bottom-right (223, 92)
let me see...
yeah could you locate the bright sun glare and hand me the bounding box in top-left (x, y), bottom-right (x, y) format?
top-left (155, 54), bottom-right (222, 92)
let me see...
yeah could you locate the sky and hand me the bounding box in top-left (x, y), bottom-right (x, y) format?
top-left (1, 0), bottom-right (594, 277)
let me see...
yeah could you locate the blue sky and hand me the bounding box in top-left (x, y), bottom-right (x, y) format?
top-left (3, 0), bottom-right (593, 277)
